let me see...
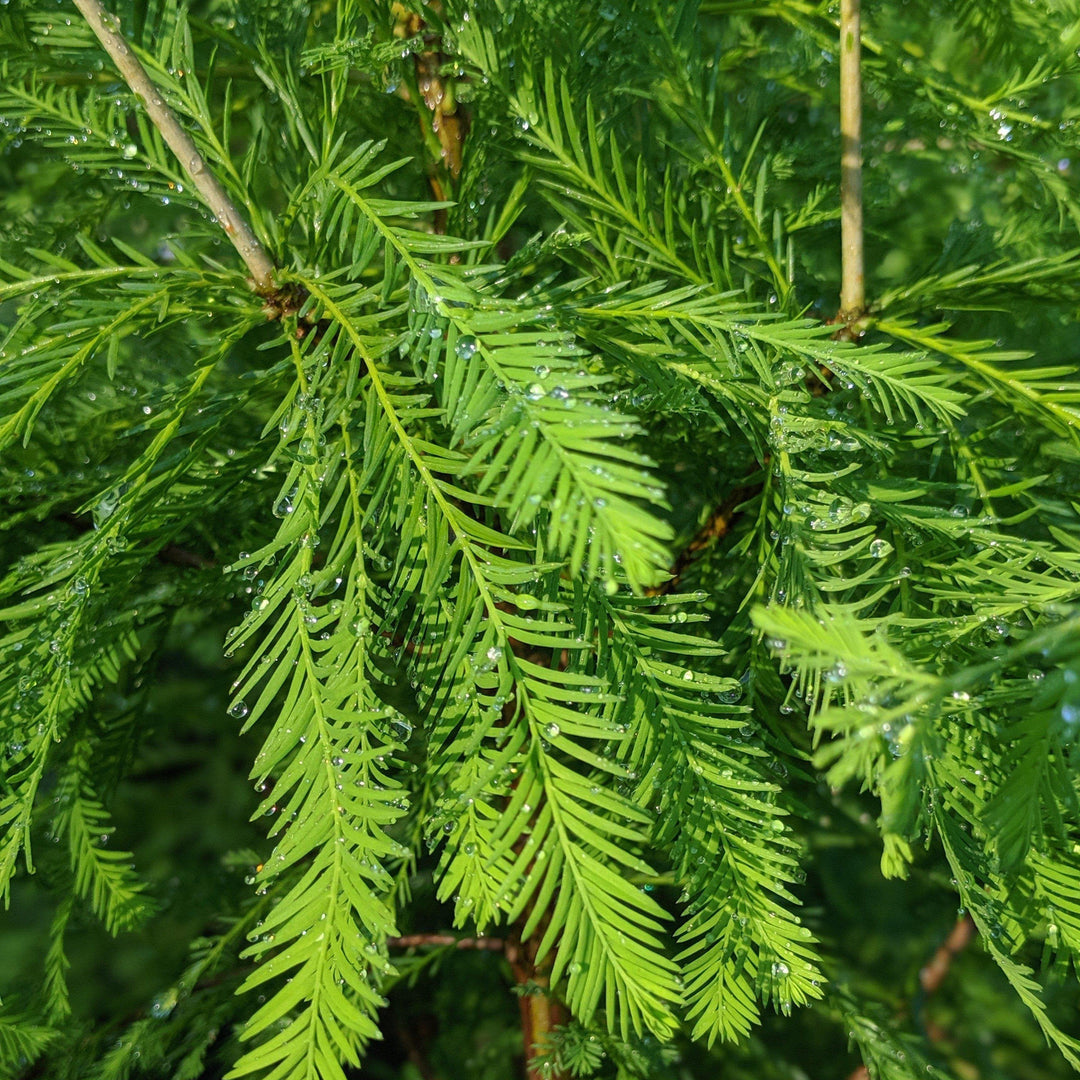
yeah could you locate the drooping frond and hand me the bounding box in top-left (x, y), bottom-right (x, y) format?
top-left (51, 743), bottom-right (154, 935)
top-left (598, 590), bottom-right (823, 1042)
top-left (754, 605), bottom-right (1080, 1060)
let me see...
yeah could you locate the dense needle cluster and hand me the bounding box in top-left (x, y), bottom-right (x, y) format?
top-left (1, 1), bottom-right (1080, 1078)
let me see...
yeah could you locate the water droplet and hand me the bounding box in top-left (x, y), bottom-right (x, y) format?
top-left (868, 538), bottom-right (893, 559)
top-left (93, 488), bottom-right (121, 527)
top-left (149, 991), bottom-right (177, 1019)
top-left (228, 701), bottom-right (249, 719)
top-left (454, 335), bottom-right (478, 359)
top-left (273, 486), bottom-right (298, 517)
top-left (544, 722), bottom-right (561, 738)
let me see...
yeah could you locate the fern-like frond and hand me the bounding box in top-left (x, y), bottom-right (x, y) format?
top-left (0, 1012), bottom-right (57, 1076)
top-left (601, 591), bottom-right (823, 1042)
top-left (222, 351), bottom-right (408, 1079)
top-left (51, 746), bottom-right (154, 935)
top-left (755, 604), bottom-right (1080, 1050)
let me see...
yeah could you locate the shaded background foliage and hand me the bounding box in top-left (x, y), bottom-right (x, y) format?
top-left (1, 1), bottom-right (1080, 1079)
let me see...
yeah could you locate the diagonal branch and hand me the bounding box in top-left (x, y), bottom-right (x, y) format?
top-left (71, 0), bottom-right (278, 292)
top-left (845, 914), bottom-right (977, 1080)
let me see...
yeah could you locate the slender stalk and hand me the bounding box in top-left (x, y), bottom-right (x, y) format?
top-left (387, 934), bottom-right (505, 950)
top-left (839, 0), bottom-right (865, 320)
top-left (918, 914), bottom-right (975, 995)
top-left (846, 914), bottom-right (976, 1079)
top-left (71, 0), bottom-right (277, 292)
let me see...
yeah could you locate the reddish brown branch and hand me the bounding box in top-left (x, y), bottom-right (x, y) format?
top-left (388, 934), bottom-right (505, 950)
top-left (59, 512), bottom-right (216, 570)
top-left (919, 914), bottom-right (975, 995)
top-left (647, 479), bottom-right (760, 597)
top-left (157, 541), bottom-right (215, 570)
top-left (845, 915), bottom-right (976, 1080)
top-left (397, 1018), bottom-right (441, 1080)
top-left (392, 2), bottom-right (468, 234)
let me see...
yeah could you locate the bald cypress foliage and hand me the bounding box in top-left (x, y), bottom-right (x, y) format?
top-left (2, 2), bottom-right (1080, 1078)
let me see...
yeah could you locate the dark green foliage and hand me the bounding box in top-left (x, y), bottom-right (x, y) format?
top-left (2, 0), bottom-right (1080, 1078)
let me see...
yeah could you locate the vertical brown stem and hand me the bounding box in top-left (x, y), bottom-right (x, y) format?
top-left (392, 2), bottom-right (468, 235)
top-left (839, 0), bottom-right (865, 322)
top-left (506, 927), bottom-right (567, 1080)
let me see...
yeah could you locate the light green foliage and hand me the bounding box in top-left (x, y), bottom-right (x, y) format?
top-left (1, 1), bottom-right (1080, 1079)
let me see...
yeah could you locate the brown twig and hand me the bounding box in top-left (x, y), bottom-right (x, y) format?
top-left (918, 914), bottom-right (975, 995)
top-left (839, 0), bottom-right (865, 324)
top-left (71, 0), bottom-right (278, 293)
top-left (392, 2), bottom-right (468, 234)
top-left (396, 1018), bottom-right (442, 1080)
top-left (388, 934), bottom-right (505, 950)
top-left (647, 479), bottom-right (761, 597)
top-left (845, 914), bottom-right (977, 1080)
top-left (59, 513), bottom-right (216, 570)
top-left (914, 915), bottom-right (977, 1050)
top-left (156, 542), bottom-right (215, 570)
top-left (386, 928), bottom-right (563, 1079)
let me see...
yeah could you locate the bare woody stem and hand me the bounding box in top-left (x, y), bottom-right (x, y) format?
top-left (839, 0), bottom-right (865, 321)
top-left (506, 929), bottom-right (566, 1080)
top-left (71, 0), bottom-right (278, 292)
top-left (387, 934), bottom-right (505, 950)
